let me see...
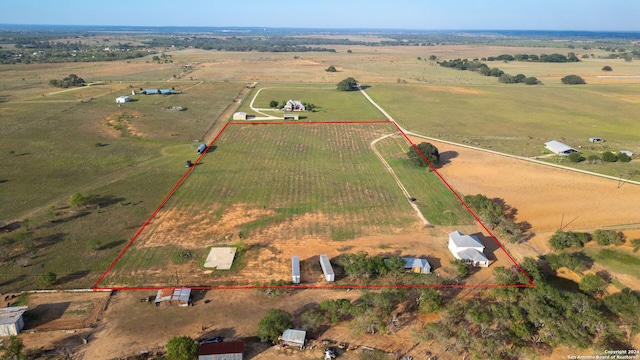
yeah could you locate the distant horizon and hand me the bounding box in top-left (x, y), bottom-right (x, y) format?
top-left (0, 0), bottom-right (638, 32)
top-left (1, 24), bottom-right (639, 35)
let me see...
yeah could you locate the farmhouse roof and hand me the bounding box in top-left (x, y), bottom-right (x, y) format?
top-left (457, 248), bottom-right (489, 263)
top-left (199, 341), bottom-right (245, 356)
top-left (449, 231), bottom-right (483, 249)
top-left (544, 140), bottom-right (577, 155)
top-left (281, 329), bottom-right (306, 345)
top-left (0, 306), bottom-right (28, 326)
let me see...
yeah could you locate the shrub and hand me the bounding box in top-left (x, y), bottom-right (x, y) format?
top-left (618, 152), bottom-right (631, 162)
top-left (602, 151), bottom-right (618, 162)
top-left (602, 66), bottom-right (613, 71)
top-left (593, 229), bottom-right (623, 246)
top-left (524, 77), bottom-right (540, 85)
top-left (38, 272), bottom-right (57, 287)
top-left (587, 154), bottom-right (601, 164)
top-left (165, 336), bottom-right (198, 360)
top-left (561, 75), bottom-right (586, 85)
top-left (567, 152), bottom-right (585, 163)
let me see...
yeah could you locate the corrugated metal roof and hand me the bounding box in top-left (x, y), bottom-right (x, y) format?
top-left (402, 257), bottom-right (431, 270)
top-left (319, 254), bottom-right (334, 277)
top-left (0, 306), bottom-right (27, 325)
top-left (449, 231), bottom-right (483, 249)
top-left (199, 341), bottom-right (245, 355)
top-left (281, 329), bottom-right (306, 345)
top-left (457, 249), bottom-right (488, 263)
top-left (545, 140), bottom-right (577, 155)
top-left (155, 287), bottom-right (191, 304)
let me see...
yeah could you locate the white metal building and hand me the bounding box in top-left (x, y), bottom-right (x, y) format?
top-left (292, 256), bottom-right (300, 284)
top-left (544, 140), bottom-right (578, 156)
top-left (402, 257), bottom-right (431, 274)
top-left (280, 329), bottom-right (306, 348)
top-left (319, 254), bottom-right (335, 282)
top-left (448, 231), bottom-right (489, 267)
top-left (0, 306), bottom-right (27, 336)
top-left (116, 96), bottom-right (130, 104)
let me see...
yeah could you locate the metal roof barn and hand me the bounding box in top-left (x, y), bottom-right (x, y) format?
top-left (198, 342), bottom-right (245, 360)
top-left (319, 254), bottom-right (335, 282)
top-left (0, 306), bottom-right (27, 336)
top-left (402, 257), bottom-right (431, 274)
top-left (280, 329), bottom-right (306, 347)
top-left (155, 287), bottom-right (191, 307)
top-left (544, 140), bottom-right (578, 156)
top-left (292, 256), bottom-right (301, 284)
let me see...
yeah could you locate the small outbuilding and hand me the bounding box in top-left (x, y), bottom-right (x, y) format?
top-left (232, 112), bottom-right (248, 120)
top-left (620, 150), bottom-right (633, 157)
top-left (319, 254), bottom-right (335, 282)
top-left (589, 137), bottom-right (604, 143)
top-left (280, 329), bottom-right (306, 348)
top-left (199, 341), bottom-right (245, 360)
top-left (116, 96), bottom-right (130, 104)
top-left (283, 113), bottom-right (299, 120)
top-left (197, 143), bottom-right (207, 154)
top-left (448, 231), bottom-right (489, 267)
top-left (292, 256), bottom-right (300, 284)
top-left (544, 140), bottom-right (578, 156)
top-left (155, 287), bottom-right (192, 307)
top-left (402, 257), bottom-right (431, 274)
top-left (0, 306), bottom-right (27, 336)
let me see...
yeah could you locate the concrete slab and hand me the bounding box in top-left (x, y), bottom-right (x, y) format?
top-left (204, 247), bottom-right (237, 270)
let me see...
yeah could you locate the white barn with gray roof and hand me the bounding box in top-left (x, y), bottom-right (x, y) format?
top-left (0, 306), bottom-right (27, 336)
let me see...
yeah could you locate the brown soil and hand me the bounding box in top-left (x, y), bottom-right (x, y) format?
top-left (417, 137), bottom-right (640, 290)
top-left (101, 111), bottom-right (147, 138)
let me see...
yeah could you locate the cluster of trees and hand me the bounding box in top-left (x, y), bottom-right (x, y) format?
top-left (421, 258), bottom-right (639, 359)
top-left (336, 77), bottom-right (358, 91)
top-left (438, 59), bottom-right (538, 85)
top-left (337, 252), bottom-right (404, 281)
top-left (549, 230), bottom-right (591, 250)
top-left (545, 251), bottom-right (588, 272)
top-left (463, 194), bottom-right (525, 243)
top-left (486, 52), bottom-right (580, 62)
top-left (145, 36), bottom-right (338, 53)
top-left (575, 151), bottom-right (631, 164)
top-left (407, 142), bottom-right (439, 168)
top-left (48, 74), bottom-right (85, 88)
top-left (550, 229), bottom-right (626, 250)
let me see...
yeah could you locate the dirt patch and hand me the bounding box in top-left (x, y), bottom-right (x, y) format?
top-left (101, 111), bottom-right (147, 138)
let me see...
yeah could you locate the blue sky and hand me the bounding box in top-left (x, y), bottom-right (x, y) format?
top-left (0, 0), bottom-right (638, 31)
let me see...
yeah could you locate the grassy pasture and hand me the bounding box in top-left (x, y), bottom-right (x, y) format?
top-left (583, 247), bottom-right (640, 279)
top-left (237, 85), bottom-right (387, 121)
top-left (364, 82), bottom-right (640, 177)
top-left (99, 122), bottom-right (474, 288)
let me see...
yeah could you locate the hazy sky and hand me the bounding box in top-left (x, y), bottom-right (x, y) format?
top-left (0, 0), bottom-right (638, 31)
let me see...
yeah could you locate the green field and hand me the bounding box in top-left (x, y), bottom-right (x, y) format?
top-left (584, 247), bottom-right (640, 279)
top-left (236, 85), bottom-right (388, 121)
top-left (99, 122), bottom-right (473, 288)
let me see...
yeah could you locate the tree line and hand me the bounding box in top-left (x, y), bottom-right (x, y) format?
top-left (438, 58), bottom-right (539, 85)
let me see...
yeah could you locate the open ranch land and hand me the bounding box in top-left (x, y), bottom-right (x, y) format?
top-left (420, 137), bottom-right (640, 290)
top-left (98, 122), bottom-right (515, 289)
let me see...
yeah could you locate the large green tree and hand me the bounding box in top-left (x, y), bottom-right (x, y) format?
top-left (165, 336), bottom-right (198, 360)
top-left (407, 142), bottom-right (439, 168)
top-left (336, 77), bottom-right (358, 91)
top-left (561, 74), bottom-right (586, 84)
top-left (257, 309), bottom-right (293, 343)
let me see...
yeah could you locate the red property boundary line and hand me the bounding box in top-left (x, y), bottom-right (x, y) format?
top-left (93, 120), bottom-right (533, 290)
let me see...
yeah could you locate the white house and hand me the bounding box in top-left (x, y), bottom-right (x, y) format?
top-left (116, 96), bottom-right (130, 104)
top-left (448, 231), bottom-right (489, 267)
top-left (283, 99), bottom-right (305, 112)
top-left (544, 140), bottom-right (578, 156)
top-left (402, 257), bottom-right (431, 274)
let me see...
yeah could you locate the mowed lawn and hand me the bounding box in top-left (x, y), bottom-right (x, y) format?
top-left (236, 85), bottom-right (388, 121)
top-left (99, 122), bottom-right (474, 287)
